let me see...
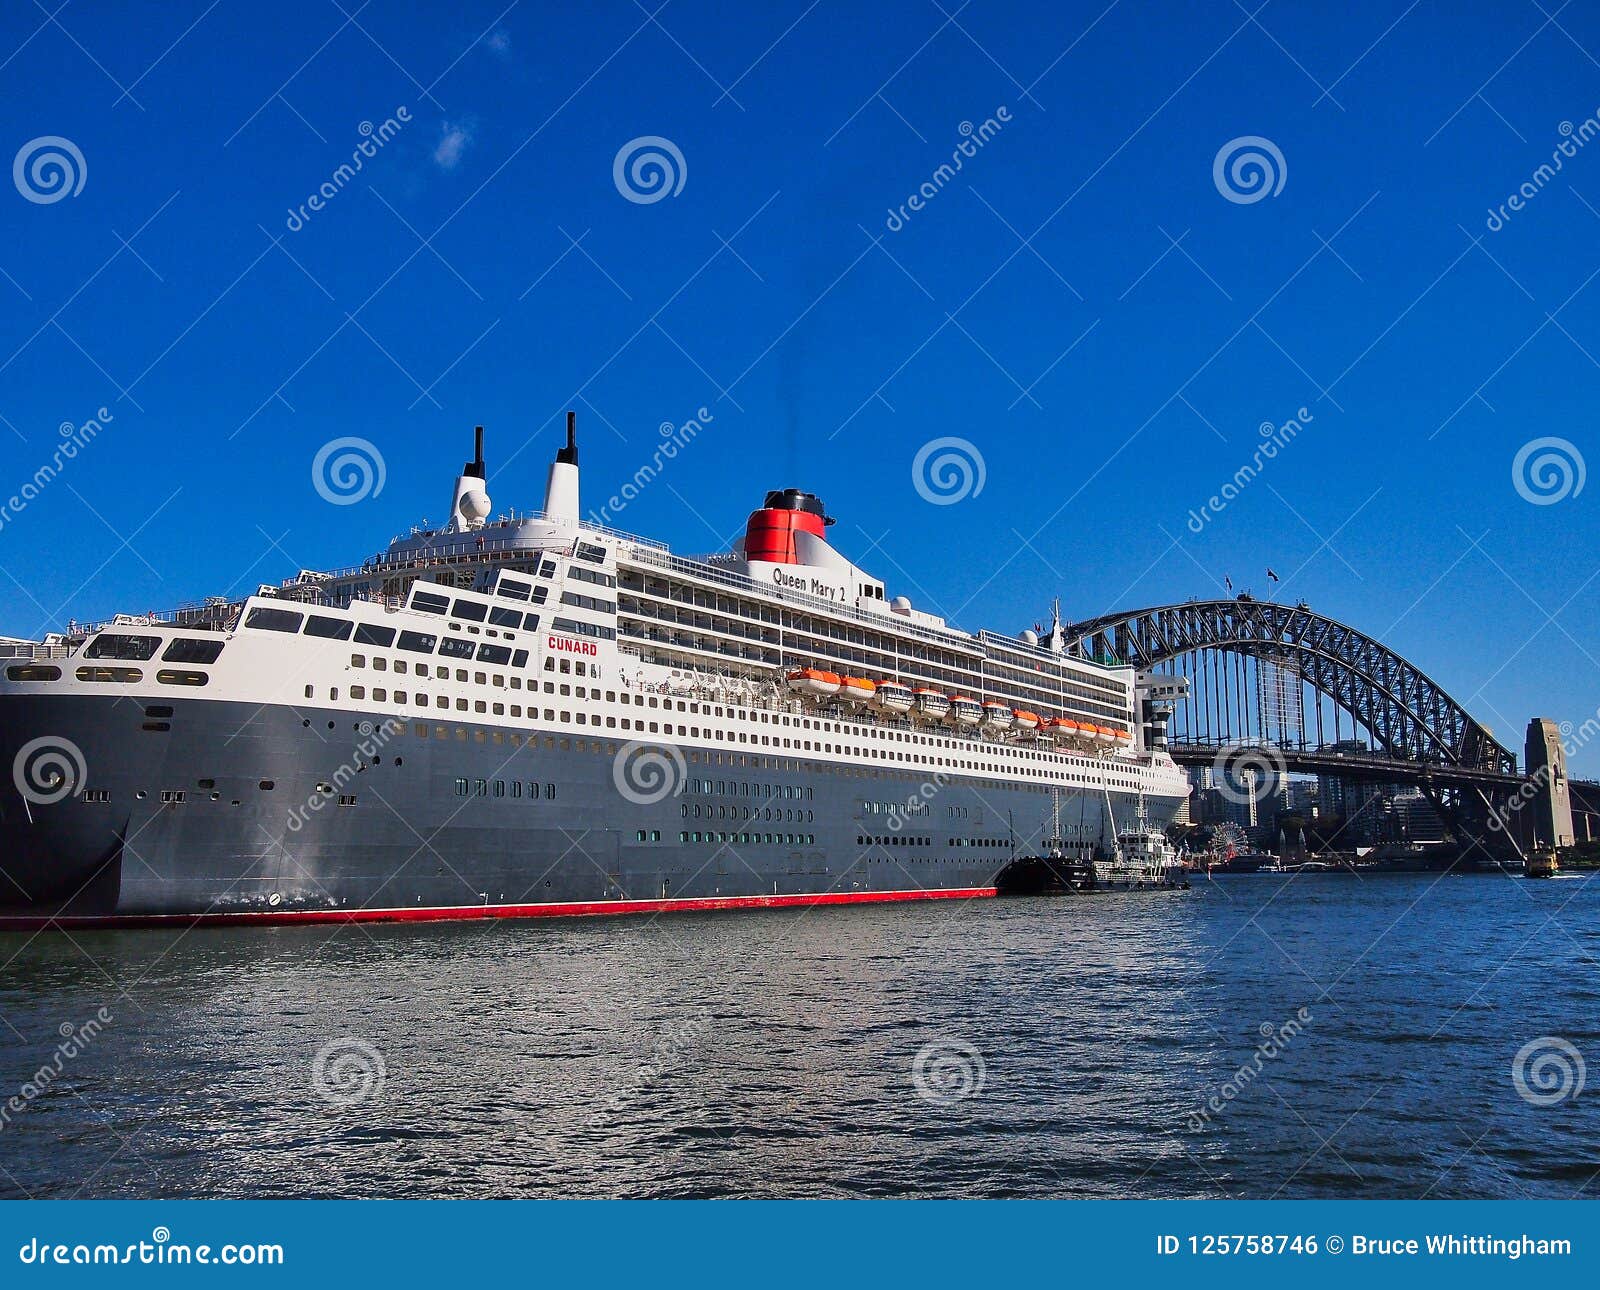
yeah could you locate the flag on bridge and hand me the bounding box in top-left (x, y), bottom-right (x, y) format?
top-left (1267, 568), bottom-right (1280, 583)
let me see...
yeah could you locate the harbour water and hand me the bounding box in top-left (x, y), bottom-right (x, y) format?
top-left (1, 874), bottom-right (1596, 1199)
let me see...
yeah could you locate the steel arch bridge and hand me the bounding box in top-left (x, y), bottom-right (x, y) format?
top-left (1064, 598), bottom-right (1518, 780)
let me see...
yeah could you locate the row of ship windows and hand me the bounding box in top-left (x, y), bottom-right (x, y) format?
top-left (685, 780), bottom-right (813, 799)
top-left (452, 779), bottom-right (558, 799)
top-left (318, 687), bottom-right (1146, 787)
top-left (682, 805), bottom-right (814, 821)
top-left (9, 665), bottom-right (212, 686)
top-left (678, 832), bottom-right (816, 846)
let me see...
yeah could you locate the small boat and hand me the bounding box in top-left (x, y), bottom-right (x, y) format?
top-left (839, 675), bottom-right (876, 704)
top-left (1047, 717), bottom-right (1079, 740)
top-left (1093, 724), bottom-right (1116, 745)
top-left (982, 700), bottom-right (1013, 731)
top-left (1112, 726), bottom-right (1134, 745)
top-left (786, 667), bottom-right (841, 699)
top-left (873, 680), bottom-right (913, 714)
top-left (912, 688), bottom-right (951, 721)
top-left (949, 695), bottom-right (983, 726)
top-left (1012, 709), bottom-right (1041, 731)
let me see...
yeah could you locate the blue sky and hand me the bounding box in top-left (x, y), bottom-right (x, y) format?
top-left (3, 1), bottom-right (1600, 768)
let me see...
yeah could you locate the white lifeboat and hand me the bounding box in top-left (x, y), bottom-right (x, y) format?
top-left (874, 680), bottom-right (914, 714)
top-left (786, 667), bottom-right (841, 699)
top-left (913, 688), bottom-right (951, 721)
top-left (839, 676), bottom-right (877, 704)
top-left (982, 700), bottom-right (1013, 731)
top-left (949, 695), bottom-right (983, 727)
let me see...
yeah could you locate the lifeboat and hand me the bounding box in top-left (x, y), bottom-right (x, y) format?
top-left (982, 700), bottom-right (1013, 731)
top-left (874, 680), bottom-right (914, 714)
top-left (839, 676), bottom-right (877, 704)
top-left (1047, 717), bottom-right (1078, 739)
top-left (786, 667), bottom-right (841, 699)
top-left (1112, 726), bottom-right (1134, 745)
top-left (949, 695), bottom-right (983, 727)
top-left (913, 688), bottom-right (951, 721)
top-left (1093, 724), bottom-right (1117, 745)
top-left (1012, 710), bottom-right (1041, 731)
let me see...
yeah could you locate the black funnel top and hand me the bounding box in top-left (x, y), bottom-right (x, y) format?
top-left (557, 410), bottom-right (578, 466)
top-left (763, 488), bottom-right (833, 525)
top-left (463, 425), bottom-right (485, 479)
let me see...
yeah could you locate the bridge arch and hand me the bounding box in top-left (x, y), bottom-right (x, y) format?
top-left (1064, 598), bottom-right (1516, 775)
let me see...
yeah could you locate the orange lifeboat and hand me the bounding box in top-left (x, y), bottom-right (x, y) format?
top-left (786, 667), bottom-right (841, 699)
top-left (839, 676), bottom-right (877, 704)
top-left (1012, 710), bottom-right (1041, 731)
top-left (1048, 717), bottom-right (1078, 738)
top-left (1112, 726), bottom-right (1134, 745)
top-left (1093, 724), bottom-right (1117, 745)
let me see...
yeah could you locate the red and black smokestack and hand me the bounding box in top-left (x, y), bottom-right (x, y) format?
top-left (744, 488), bottom-right (833, 564)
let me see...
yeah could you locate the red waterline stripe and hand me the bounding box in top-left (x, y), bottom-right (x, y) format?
top-left (0, 885), bottom-right (997, 932)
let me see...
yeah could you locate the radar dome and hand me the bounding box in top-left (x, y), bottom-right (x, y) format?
top-left (459, 489), bottom-right (491, 525)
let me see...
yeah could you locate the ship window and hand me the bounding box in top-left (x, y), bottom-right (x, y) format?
top-left (539, 560), bottom-right (556, 577)
top-left (304, 614), bottom-right (353, 640)
top-left (156, 669), bottom-right (208, 686)
top-left (161, 638), bottom-right (224, 664)
top-left (451, 599), bottom-right (488, 622)
top-left (412, 591), bottom-right (450, 615)
top-left (398, 631), bottom-right (438, 654)
top-left (76, 666), bottom-right (142, 683)
top-left (477, 644), bottom-right (512, 665)
top-left (498, 578), bottom-right (531, 602)
top-left (439, 638), bottom-right (474, 660)
top-left (86, 632), bottom-right (160, 660)
top-left (531, 586), bottom-right (549, 604)
top-left (488, 606), bottom-right (522, 628)
top-left (512, 649), bottom-right (529, 668)
top-left (244, 608), bottom-right (303, 634)
top-left (5, 664), bottom-right (60, 681)
top-left (576, 542), bottom-right (607, 564)
top-left (521, 614), bottom-right (540, 633)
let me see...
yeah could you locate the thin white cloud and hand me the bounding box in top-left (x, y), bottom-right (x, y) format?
top-left (487, 29), bottom-right (511, 58)
top-left (433, 121), bottom-right (472, 170)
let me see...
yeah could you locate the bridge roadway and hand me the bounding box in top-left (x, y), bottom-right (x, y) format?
top-left (1166, 742), bottom-right (1528, 790)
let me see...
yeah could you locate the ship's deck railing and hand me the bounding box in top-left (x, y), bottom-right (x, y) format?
top-left (626, 547), bottom-right (988, 656)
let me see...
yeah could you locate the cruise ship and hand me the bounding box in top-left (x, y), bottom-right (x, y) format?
top-left (0, 420), bottom-right (1189, 927)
